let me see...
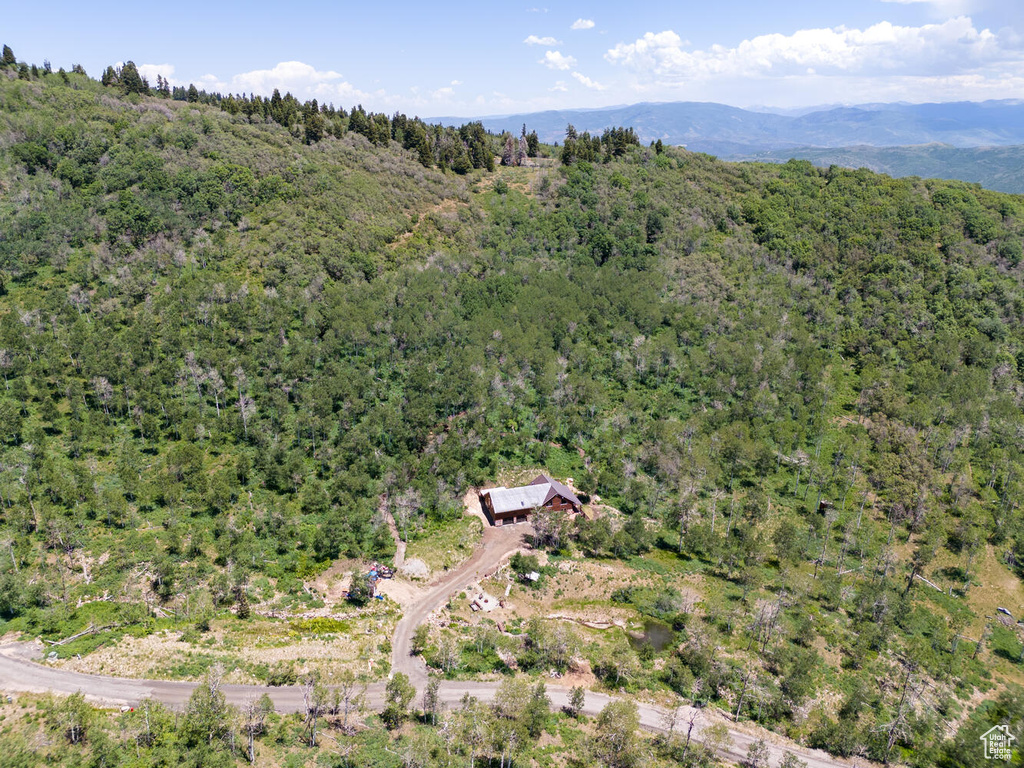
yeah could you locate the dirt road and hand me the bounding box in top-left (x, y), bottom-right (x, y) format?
top-left (0, 514), bottom-right (858, 768)
top-left (390, 520), bottom-right (532, 688)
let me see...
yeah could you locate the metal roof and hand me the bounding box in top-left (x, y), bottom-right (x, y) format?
top-left (485, 475), bottom-right (582, 515)
top-left (487, 484), bottom-right (549, 515)
top-left (535, 475), bottom-right (581, 507)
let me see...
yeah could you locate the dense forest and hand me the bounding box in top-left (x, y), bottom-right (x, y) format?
top-left (2, 45), bottom-right (1024, 767)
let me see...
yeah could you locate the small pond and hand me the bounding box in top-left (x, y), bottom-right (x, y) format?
top-left (627, 619), bottom-right (674, 652)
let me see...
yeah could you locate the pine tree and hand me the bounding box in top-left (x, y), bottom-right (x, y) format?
top-left (370, 113), bottom-right (391, 146)
top-left (452, 144), bottom-right (472, 174)
top-left (562, 124), bottom-right (579, 165)
top-left (187, 84), bottom-right (200, 103)
top-left (304, 112), bottom-right (326, 145)
top-left (405, 122), bottom-right (433, 168)
top-left (347, 105), bottom-right (369, 138)
top-left (120, 61), bottom-right (148, 95)
top-left (527, 130), bottom-right (540, 157)
top-left (1, 45), bottom-right (15, 67)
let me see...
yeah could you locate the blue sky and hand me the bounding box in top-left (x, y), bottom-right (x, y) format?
top-left (4, 0), bottom-right (1024, 115)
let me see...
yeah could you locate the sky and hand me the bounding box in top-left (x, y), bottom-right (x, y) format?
top-left (4, 0), bottom-right (1024, 116)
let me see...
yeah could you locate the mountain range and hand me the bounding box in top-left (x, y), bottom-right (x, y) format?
top-left (430, 100), bottom-right (1024, 192)
top-left (734, 143), bottom-right (1024, 195)
top-left (430, 100), bottom-right (1024, 154)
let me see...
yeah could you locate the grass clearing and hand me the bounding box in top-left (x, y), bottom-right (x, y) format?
top-left (405, 516), bottom-right (483, 573)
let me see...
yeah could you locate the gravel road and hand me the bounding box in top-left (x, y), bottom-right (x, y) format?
top-left (0, 518), bottom-right (859, 768)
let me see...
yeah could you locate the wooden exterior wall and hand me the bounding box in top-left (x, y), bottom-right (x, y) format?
top-left (543, 495), bottom-right (580, 515)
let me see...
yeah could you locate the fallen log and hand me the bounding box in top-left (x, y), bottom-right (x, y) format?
top-left (44, 622), bottom-right (120, 646)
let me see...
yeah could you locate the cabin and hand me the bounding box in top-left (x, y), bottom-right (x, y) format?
top-left (479, 474), bottom-right (582, 526)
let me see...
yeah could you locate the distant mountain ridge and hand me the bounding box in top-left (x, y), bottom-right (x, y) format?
top-left (737, 143), bottom-right (1024, 195)
top-left (428, 99), bottom-right (1024, 157)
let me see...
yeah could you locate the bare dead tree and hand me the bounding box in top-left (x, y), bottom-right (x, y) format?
top-left (334, 669), bottom-right (366, 732)
top-left (184, 351), bottom-right (205, 397)
top-left (422, 675), bottom-right (441, 726)
top-left (302, 672), bottom-right (328, 747)
top-left (682, 707), bottom-right (701, 759)
top-left (237, 394), bottom-right (256, 437)
top-left (501, 134), bottom-right (516, 167)
top-left (206, 368), bottom-right (226, 416)
top-left (876, 659), bottom-right (921, 762)
top-left (0, 349), bottom-right (11, 388)
top-left (92, 376), bottom-right (113, 420)
top-left (241, 695), bottom-right (273, 764)
top-left (709, 488), bottom-right (725, 535)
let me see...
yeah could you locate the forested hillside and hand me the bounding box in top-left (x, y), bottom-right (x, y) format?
top-left (737, 142), bottom-right (1024, 195)
top-left (2, 53), bottom-right (1024, 767)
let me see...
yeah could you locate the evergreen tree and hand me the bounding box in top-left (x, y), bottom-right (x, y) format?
top-left (526, 129), bottom-right (540, 157)
top-left (1, 45), bottom-right (15, 67)
top-left (120, 61), bottom-right (149, 95)
top-left (405, 122), bottom-right (433, 168)
top-left (304, 111), bottom-right (326, 145)
top-left (452, 144), bottom-right (473, 174)
top-left (347, 105), bottom-right (369, 138)
top-left (187, 84), bottom-right (200, 103)
top-left (370, 113), bottom-right (391, 146)
top-left (561, 124), bottom-right (579, 165)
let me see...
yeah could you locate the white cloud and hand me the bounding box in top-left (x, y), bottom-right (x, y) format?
top-left (210, 61), bottom-right (383, 105)
top-left (197, 74), bottom-right (229, 92)
top-left (571, 71), bottom-right (605, 90)
top-left (550, 80), bottom-right (568, 92)
top-left (231, 61), bottom-right (344, 94)
top-left (540, 50), bottom-right (577, 70)
top-left (605, 18), bottom-right (1013, 81)
top-left (571, 18), bottom-right (595, 30)
top-left (880, 0), bottom-right (978, 13)
top-left (138, 63), bottom-right (175, 84)
top-left (138, 64), bottom-right (227, 94)
top-left (451, 79), bottom-right (462, 86)
top-left (524, 34), bottom-right (560, 45)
